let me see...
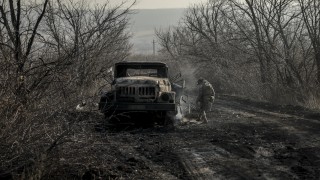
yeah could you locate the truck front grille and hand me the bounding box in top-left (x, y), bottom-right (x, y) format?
top-left (138, 87), bottom-right (155, 96)
top-left (118, 86), bottom-right (136, 96)
top-left (117, 86), bottom-right (156, 102)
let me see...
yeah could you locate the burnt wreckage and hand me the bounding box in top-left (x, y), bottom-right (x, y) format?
top-left (99, 62), bottom-right (182, 124)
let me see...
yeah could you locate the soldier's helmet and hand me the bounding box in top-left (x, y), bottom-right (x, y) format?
top-left (197, 78), bottom-right (204, 85)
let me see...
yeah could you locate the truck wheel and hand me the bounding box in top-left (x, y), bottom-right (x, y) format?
top-left (154, 111), bottom-right (166, 125)
top-left (164, 111), bottom-right (175, 127)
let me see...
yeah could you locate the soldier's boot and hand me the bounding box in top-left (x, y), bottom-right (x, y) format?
top-left (197, 112), bottom-right (203, 122)
top-left (203, 111), bottom-right (208, 123)
top-left (198, 111), bottom-right (208, 123)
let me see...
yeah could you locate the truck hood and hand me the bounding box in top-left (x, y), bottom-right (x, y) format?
top-left (115, 76), bottom-right (168, 85)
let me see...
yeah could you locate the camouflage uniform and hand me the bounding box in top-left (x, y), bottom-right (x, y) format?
top-left (196, 78), bottom-right (215, 123)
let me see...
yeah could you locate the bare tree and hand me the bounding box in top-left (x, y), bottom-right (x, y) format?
top-left (157, 0), bottom-right (319, 104)
top-left (0, 0), bottom-right (134, 178)
top-left (226, 0), bottom-right (317, 92)
top-left (298, 0), bottom-right (320, 84)
top-left (0, 0), bottom-right (49, 105)
top-left (43, 0), bottom-right (134, 98)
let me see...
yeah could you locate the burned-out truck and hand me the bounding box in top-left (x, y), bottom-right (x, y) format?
top-left (99, 62), bottom-right (178, 124)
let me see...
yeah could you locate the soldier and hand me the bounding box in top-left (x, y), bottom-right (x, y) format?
top-left (196, 78), bottom-right (215, 123)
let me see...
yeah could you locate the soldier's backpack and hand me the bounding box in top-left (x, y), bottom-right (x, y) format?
top-left (203, 81), bottom-right (215, 103)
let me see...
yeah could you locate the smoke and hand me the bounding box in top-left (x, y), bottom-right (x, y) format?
top-left (174, 105), bottom-right (183, 124)
top-left (173, 61), bottom-right (200, 123)
top-left (163, 58), bottom-right (201, 123)
top-left (181, 62), bottom-right (198, 95)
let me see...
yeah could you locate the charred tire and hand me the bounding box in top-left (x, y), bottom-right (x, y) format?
top-left (155, 111), bottom-right (175, 127)
top-left (153, 111), bottom-right (166, 125)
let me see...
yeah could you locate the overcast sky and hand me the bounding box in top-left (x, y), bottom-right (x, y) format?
top-left (135, 0), bottom-right (207, 9)
top-left (94, 0), bottom-right (208, 9)
top-left (89, 0), bottom-right (209, 54)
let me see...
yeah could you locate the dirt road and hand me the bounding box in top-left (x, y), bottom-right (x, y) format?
top-left (45, 95), bottom-right (320, 179)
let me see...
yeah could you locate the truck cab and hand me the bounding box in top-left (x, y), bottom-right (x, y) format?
top-left (99, 62), bottom-right (176, 123)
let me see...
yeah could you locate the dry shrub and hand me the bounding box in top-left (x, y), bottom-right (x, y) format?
top-left (0, 98), bottom-right (99, 179)
top-left (267, 85), bottom-right (302, 105)
top-left (0, 0), bottom-right (133, 178)
top-left (0, 72), bottom-right (107, 179)
top-left (305, 94), bottom-right (320, 110)
top-left (302, 88), bottom-right (320, 110)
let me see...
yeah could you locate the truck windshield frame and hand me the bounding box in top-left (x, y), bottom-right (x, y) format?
top-left (115, 64), bottom-right (168, 78)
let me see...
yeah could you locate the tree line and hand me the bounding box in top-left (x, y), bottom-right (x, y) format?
top-left (0, 0), bottom-right (133, 109)
top-left (157, 0), bottom-right (320, 107)
top-left (0, 0), bottom-right (134, 177)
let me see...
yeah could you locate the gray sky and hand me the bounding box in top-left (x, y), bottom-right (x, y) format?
top-left (134, 0), bottom-right (207, 9)
top-left (95, 0), bottom-right (208, 9)
top-left (89, 0), bottom-right (209, 54)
